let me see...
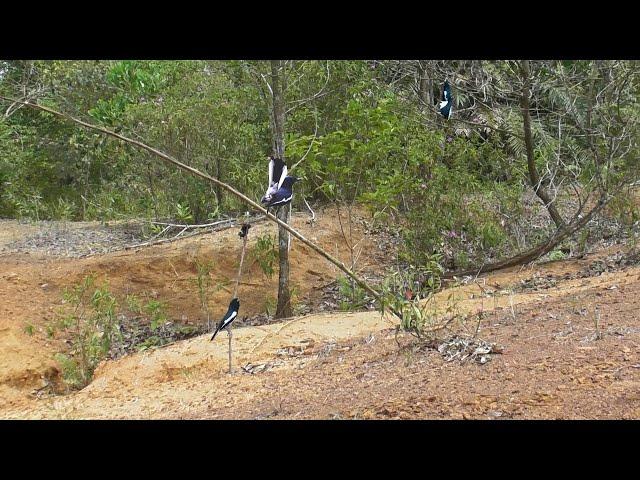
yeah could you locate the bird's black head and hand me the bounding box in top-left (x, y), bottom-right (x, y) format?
top-left (230, 298), bottom-right (240, 310)
top-left (238, 223), bottom-right (252, 238)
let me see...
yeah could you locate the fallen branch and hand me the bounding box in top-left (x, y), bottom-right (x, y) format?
top-left (303, 196), bottom-right (316, 224)
top-left (151, 219), bottom-right (233, 229)
top-left (443, 194), bottom-right (609, 279)
top-left (125, 215), bottom-right (267, 250)
top-left (125, 229), bottom-right (212, 249)
top-left (0, 96), bottom-right (398, 318)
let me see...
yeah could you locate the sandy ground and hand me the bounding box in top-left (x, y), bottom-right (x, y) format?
top-left (0, 209), bottom-right (388, 403)
top-left (0, 212), bottom-right (638, 419)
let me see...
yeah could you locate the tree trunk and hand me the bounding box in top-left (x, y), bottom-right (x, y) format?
top-left (520, 60), bottom-right (566, 230)
top-left (215, 151), bottom-right (223, 210)
top-left (270, 60), bottom-right (293, 318)
top-left (417, 60), bottom-right (432, 108)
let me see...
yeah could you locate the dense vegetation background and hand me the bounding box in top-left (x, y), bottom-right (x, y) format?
top-left (1, 60), bottom-right (638, 269)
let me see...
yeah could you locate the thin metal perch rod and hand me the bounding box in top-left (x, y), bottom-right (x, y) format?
top-left (228, 225), bottom-right (249, 374)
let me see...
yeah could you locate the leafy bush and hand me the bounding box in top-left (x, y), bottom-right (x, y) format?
top-left (52, 274), bottom-right (121, 389)
top-left (143, 299), bottom-right (168, 331)
top-left (175, 202), bottom-right (194, 224)
top-left (251, 233), bottom-right (278, 279)
top-left (379, 254), bottom-right (446, 338)
top-left (548, 250), bottom-right (567, 261)
top-left (337, 276), bottom-right (367, 311)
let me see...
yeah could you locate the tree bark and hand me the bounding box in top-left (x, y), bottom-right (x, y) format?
top-left (417, 61), bottom-right (432, 108)
top-left (520, 60), bottom-right (566, 229)
top-left (270, 60), bottom-right (293, 318)
top-left (216, 152), bottom-right (223, 210)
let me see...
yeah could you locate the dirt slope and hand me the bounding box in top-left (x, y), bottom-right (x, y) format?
top-left (1, 213), bottom-right (639, 419)
top-left (0, 208), bottom-right (390, 402)
top-left (2, 254), bottom-right (639, 419)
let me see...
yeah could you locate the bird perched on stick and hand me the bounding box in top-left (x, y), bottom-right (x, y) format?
top-left (210, 298), bottom-right (240, 341)
top-left (261, 156), bottom-right (288, 205)
top-left (263, 176), bottom-right (299, 216)
top-left (238, 223), bottom-right (252, 238)
top-left (439, 80), bottom-right (453, 119)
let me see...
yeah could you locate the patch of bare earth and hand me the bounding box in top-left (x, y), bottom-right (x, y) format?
top-left (0, 207), bottom-right (389, 407)
top-left (0, 211), bottom-right (639, 419)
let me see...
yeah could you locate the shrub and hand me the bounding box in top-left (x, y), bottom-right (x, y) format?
top-left (251, 233), bottom-right (278, 279)
top-left (52, 274), bottom-right (121, 389)
top-left (379, 254), bottom-right (446, 339)
top-left (337, 276), bottom-right (367, 311)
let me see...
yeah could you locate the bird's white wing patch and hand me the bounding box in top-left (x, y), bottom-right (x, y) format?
top-left (278, 165), bottom-right (288, 189)
top-left (268, 158), bottom-right (274, 187)
top-left (221, 310), bottom-right (237, 329)
top-left (271, 194), bottom-right (293, 207)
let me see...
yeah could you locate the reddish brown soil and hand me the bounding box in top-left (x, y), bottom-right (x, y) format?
top-left (0, 211), bottom-right (639, 419)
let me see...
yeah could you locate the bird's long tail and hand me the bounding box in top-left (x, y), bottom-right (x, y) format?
top-left (211, 326), bottom-right (221, 341)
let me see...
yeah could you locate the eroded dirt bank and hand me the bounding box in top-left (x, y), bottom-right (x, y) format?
top-left (1, 214), bottom-right (639, 419)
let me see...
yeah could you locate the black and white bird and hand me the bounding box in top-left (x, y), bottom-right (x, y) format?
top-left (261, 156), bottom-right (288, 205)
top-left (439, 80), bottom-right (453, 119)
top-left (210, 298), bottom-right (240, 341)
top-left (238, 223), bottom-right (251, 238)
top-left (263, 176), bottom-right (299, 216)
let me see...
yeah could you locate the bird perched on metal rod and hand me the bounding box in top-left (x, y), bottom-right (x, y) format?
top-left (210, 298), bottom-right (240, 341)
top-left (263, 176), bottom-right (299, 217)
top-left (439, 80), bottom-right (453, 119)
top-left (261, 156), bottom-right (288, 205)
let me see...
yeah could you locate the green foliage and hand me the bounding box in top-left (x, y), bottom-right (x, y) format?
top-left (2, 59), bottom-right (639, 281)
top-left (144, 299), bottom-right (168, 331)
top-left (607, 190), bottom-right (640, 227)
top-left (398, 161), bottom-right (514, 265)
top-left (52, 274), bottom-right (121, 389)
top-left (337, 276), bottom-right (367, 311)
top-left (251, 233), bottom-right (278, 278)
top-left (125, 293), bottom-right (143, 314)
top-left (548, 250), bottom-right (567, 261)
top-left (136, 335), bottom-right (164, 351)
top-left (121, 292), bottom-right (168, 331)
top-left (175, 202), bottom-right (194, 224)
top-left (194, 259), bottom-right (215, 325)
top-left (379, 255), bottom-right (446, 338)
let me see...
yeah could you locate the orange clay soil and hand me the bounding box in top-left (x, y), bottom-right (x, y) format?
top-left (0, 207), bottom-right (387, 403)
top-left (0, 210), bottom-right (638, 419)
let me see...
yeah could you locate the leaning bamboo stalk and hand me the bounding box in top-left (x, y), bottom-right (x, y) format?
top-left (0, 96), bottom-right (396, 317)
